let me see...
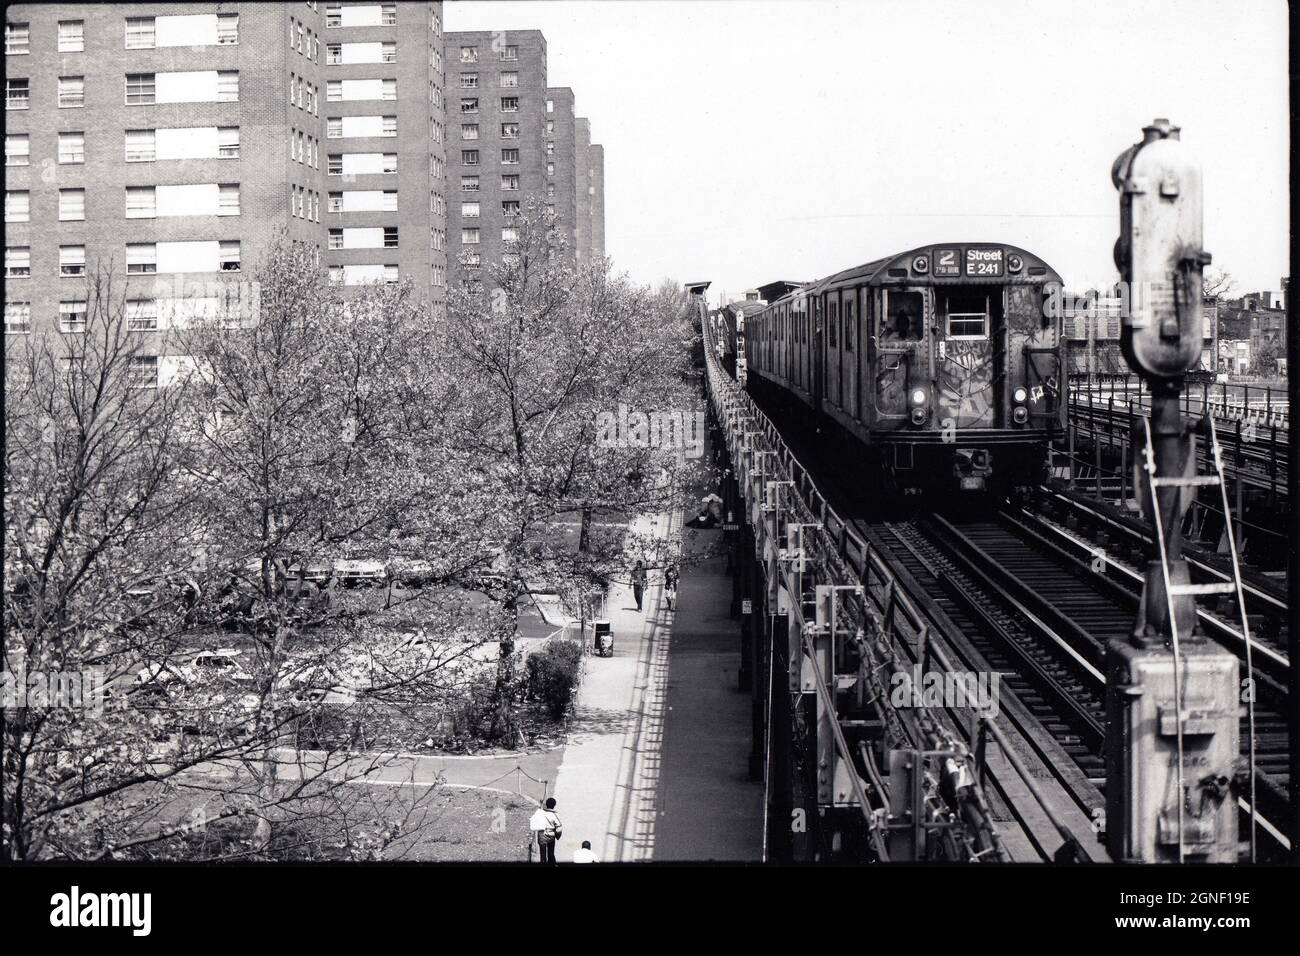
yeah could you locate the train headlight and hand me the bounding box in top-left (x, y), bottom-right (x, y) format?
top-left (911, 388), bottom-right (927, 407)
top-left (911, 406), bottom-right (927, 425)
top-left (1012, 406), bottom-right (1029, 425)
top-left (1013, 386), bottom-right (1028, 404)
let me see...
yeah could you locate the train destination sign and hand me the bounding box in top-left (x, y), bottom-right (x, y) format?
top-left (965, 247), bottom-right (1005, 277)
top-left (932, 247), bottom-right (961, 276)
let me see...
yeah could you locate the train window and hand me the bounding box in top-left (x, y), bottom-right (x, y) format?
top-left (881, 290), bottom-right (924, 341)
top-left (942, 290), bottom-right (989, 339)
top-left (828, 301), bottom-right (838, 347)
top-left (843, 298), bottom-right (854, 351)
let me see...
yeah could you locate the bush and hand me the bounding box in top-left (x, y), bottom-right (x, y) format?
top-left (525, 639), bottom-right (582, 721)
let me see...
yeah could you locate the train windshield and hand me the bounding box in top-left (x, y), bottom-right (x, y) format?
top-left (881, 290), bottom-right (924, 341)
top-left (940, 290), bottom-right (990, 339)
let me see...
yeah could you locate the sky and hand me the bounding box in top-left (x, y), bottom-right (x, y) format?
top-left (446, 0), bottom-right (1290, 305)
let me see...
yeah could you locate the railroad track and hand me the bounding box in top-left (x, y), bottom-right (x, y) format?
top-left (870, 508), bottom-right (1292, 861)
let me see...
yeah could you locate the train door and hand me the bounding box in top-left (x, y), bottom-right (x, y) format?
top-left (812, 295), bottom-right (825, 412)
top-left (934, 287), bottom-right (1000, 429)
top-left (841, 289), bottom-right (858, 420)
top-left (873, 288), bottom-right (927, 421)
top-left (826, 296), bottom-right (841, 409)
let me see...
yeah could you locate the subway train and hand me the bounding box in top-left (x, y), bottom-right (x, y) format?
top-left (741, 243), bottom-right (1065, 495)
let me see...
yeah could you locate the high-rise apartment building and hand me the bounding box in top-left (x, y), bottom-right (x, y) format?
top-left (444, 28), bottom-right (604, 290)
top-left (3, 2), bottom-right (447, 380)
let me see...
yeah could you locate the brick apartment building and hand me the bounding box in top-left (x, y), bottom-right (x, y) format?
top-left (4, 1), bottom-right (447, 383)
top-left (443, 29), bottom-right (604, 291)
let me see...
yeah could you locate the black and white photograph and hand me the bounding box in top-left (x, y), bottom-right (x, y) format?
top-left (1, 0), bottom-right (1295, 938)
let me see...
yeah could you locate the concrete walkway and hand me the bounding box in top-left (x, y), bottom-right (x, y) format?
top-left (548, 508), bottom-right (764, 863)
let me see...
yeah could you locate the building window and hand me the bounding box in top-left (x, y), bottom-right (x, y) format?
top-left (464, 253), bottom-right (481, 269)
top-left (57, 132), bottom-right (85, 164)
top-left (501, 175), bottom-right (519, 191)
top-left (218, 126), bottom-right (240, 158)
top-left (125, 187), bottom-right (155, 219)
top-left (500, 44), bottom-right (518, 60)
top-left (462, 149), bottom-right (479, 166)
top-left (218, 184), bottom-right (240, 215)
top-left (383, 226), bottom-right (398, 248)
top-left (58, 76), bottom-right (85, 108)
top-left (327, 155), bottom-right (343, 175)
top-left (327, 118), bottom-right (343, 138)
top-left (502, 227), bottom-right (518, 242)
top-left (5, 191), bottom-right (30, 222)
top-left (461, 98), bottom-right (478, 114)
top-left (127, 299), bottom-right (156, 331)
top-left (381, 41), bottom-right (396, 62)
top-left (58, 20), bottom-right (85, 52)
top-left (460, 46), bottom-right (478, 63)
top-left (501, 123), bottom-right (519, 139)
top-left (5, 247), bottom-right (31, 279)
top-left (461, 123), bottom-right (479, 140)
top-left (125, 74), bottom-right (155, 105)
top-left (328, 228), bottom-right (343, 250)
top-left (500, 96), bottom-right (518, 112)
top-left (217, 71), bottom-right (239, 102)
top-left (219, 241), bottom-right (241, 271)
top-left (125, 129), bottom-right (156, 162)
top-left (546, 99), bottom-right (554, 113)
top-left (5, 134), bottom-right (29, 167)
top-left (381, 153), bottom-right (397, 173)
top-left (547, 120), bottom-right (554, 133)
top-left (126, 244), bottom-right (156, 274)
top-left (461, 228), bottom-right (480, 244)
top-left (4, 302), bottom-right (32, 335)
top-left (460, 73), bottom-right (480, 90)
top-left (546, 141), bottom-right (555, 156)
top-left (325, 5), bottom-right (342, 27)
top-left (499, 72), bottom-right (518, 89)
top-left (461, 175), bottom-right (479, 191)
top-left (59, 300), bottom-right (88, 333)
top-left (129, 355), bottom-right (158, 389)
top-left (6, 78), bottom-right (30, 110)
top-left (5, 22), bottom-right (30, 55)
top-left (501, 149), bottom-right (519, 165)
top-left (502, 200), bottom-right (520, 216)
top-left (382, 116), bottom-right (397, 136)
top-left (546, 183), bottom-right (555, 199)
top-left (546, 162), bottom-right (554, 176)
top-left (59, 245), bottom-right (86, 277)
top-left (461, 201), bottom-right (480, 218)
top-left (381, 4), bottom-right (397, 25)
top-left (328, 192), bottom-right (343, 212)
top-left (125, 18), bottom-right (156, 49)
top-left (59, 189), bottom-right (86, 221)
top-left (326, 43), bottom-right (342, 64)
top-left (218, 14), bottom-right (239, 44)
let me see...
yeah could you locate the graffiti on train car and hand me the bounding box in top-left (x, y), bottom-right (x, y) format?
top-left (938, 339), bottom-right (995, 427)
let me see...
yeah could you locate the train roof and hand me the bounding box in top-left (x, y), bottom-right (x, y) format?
top-left (762, 242), bottom-right (1063, 310)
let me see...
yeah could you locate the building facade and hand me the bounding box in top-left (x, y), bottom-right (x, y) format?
top-left (443, 28), bottom-right (605, 290)
top-left (4, 2), bottom-right (447, 380)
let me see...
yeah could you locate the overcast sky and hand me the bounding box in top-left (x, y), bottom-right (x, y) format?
top-left (446, 0), bottom-right (1289, 303)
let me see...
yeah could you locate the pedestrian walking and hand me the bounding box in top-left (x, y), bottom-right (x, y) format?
top-left (664, 565), bottom-right (679, 612)
top-left (529, 797), bottom-right (563, 864)
top-left (631, 560), bottom-right (647, 612)
top-left (573, 840), bottom-right (598, 863)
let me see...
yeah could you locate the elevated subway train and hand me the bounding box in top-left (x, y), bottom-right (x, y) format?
top-left (742, 243), bottom-right (1065, 494)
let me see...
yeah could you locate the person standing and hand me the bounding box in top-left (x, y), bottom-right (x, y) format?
top-left (631, 560), bottom-right (647, 612)
top-left (664, 565), bottom-right (679, 612)
top-left (529, 797), bottom-right (563, 864)
top-left (573, 840), bottom-right (598, 863)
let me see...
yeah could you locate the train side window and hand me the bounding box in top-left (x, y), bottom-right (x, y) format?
top-left (942, 290), bottom-right (989, 339)
top-left (828, 301), bottom-right (838, 347)
top-left (882, 290), bottom-right (924, 341)
top-left (843, 298), bottom-right (854, 351)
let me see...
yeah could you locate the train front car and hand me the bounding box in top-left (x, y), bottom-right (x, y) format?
top-left (817, 243), bottom-right (1064, 495)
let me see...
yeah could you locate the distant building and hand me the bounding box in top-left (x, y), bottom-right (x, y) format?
top-left (1062, 287), bottom-right (1216, 375)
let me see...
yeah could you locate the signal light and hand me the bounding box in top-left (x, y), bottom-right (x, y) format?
top-left (1013, 386), bottom-right (1028, 403)
top-left (911, 406), bottom-right (927, 425)
top-left (911, 388), bottom-right (927, 406)
top-left (1012, 406), bottom-right (1029, 425)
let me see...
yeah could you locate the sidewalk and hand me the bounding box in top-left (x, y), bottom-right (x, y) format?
top-left (548, 508), bottom-right (764, 862)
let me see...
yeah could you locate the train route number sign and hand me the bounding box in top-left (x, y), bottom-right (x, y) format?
top-left (933, 247), bottom-right (961, 276)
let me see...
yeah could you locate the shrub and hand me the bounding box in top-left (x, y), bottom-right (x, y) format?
top-left (525, 639), bottom-right (582, 721)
